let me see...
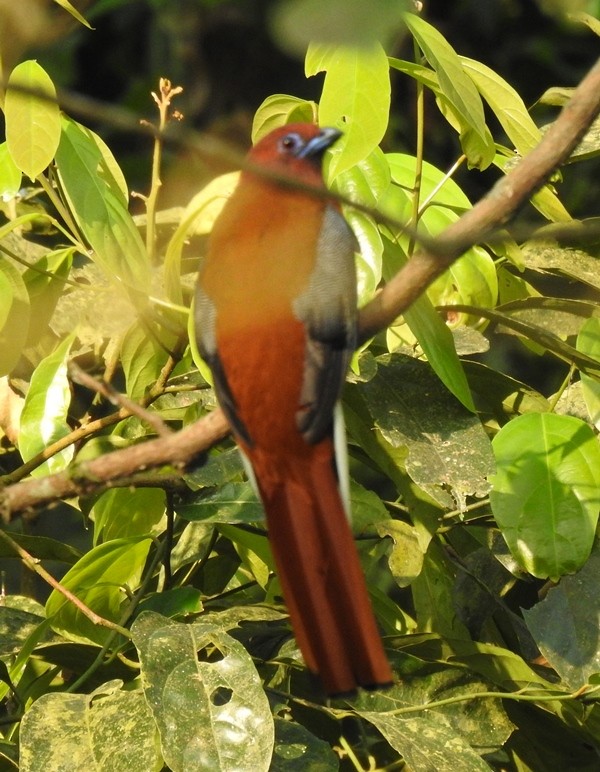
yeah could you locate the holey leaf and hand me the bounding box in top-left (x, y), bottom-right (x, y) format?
top-left (490, 413), bottom-right (600, 580)
top-left (131, 612), bottom-right (274, 772)
top-left (5, 60), bottom-right (61, 179)
top-left (18, 333), bottom-right (75, 477)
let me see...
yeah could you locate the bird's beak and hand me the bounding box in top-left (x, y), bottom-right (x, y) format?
top-left (297, 127), bottom-right (343, 160)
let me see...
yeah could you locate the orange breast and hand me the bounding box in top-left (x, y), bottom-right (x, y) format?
top-left (201, 179), bottom-right (326, 456)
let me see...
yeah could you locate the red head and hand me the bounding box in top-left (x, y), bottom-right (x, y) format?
top-left (246, 123), bottom-right (342, 183)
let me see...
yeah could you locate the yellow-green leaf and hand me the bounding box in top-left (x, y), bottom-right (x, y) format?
top-left (5, 60), bottom-right (61, 179)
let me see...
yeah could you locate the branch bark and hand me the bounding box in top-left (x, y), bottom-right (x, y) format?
top-left (2, 57), bottom-right (600, 520)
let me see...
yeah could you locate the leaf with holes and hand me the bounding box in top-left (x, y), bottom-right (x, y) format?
top-left (131, 611), bottom-right (274, 772)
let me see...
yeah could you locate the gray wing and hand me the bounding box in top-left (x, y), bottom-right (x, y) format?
top-left (293, 205), bottom-right (358, 445)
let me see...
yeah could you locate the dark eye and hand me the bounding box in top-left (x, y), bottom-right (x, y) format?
top-left (279, 133), bottom-right (303, 154)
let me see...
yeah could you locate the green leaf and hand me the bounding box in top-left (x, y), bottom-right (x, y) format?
top-left (45, 537), bottom-right (152, 645)
top-left (360, 710), bottom-right (491, 771)
top-left (577, 317), bottom-right (600, 428)
top-left (251, 95), bottom-right (317, 143)
top-left (22, 247), bottom-right (74, 347)
top-left (5, 60), bottom-right (61, 179)
top-left (403, 14), bottom-right (494, 169)
top-left (459, 57), bottom-right (542, 155)
top-left (346, 208), bottom-right (383, 303)
top-left (378, 520), bottom-right (425, 588)
top-left (306, 42), bottom-right (390, 179)
top-left (131, 611), bottom-right (274, 772)
top-left (0, 142), bottom-right (22, 199)
top-left (20, 682), bottom-right (162, 772)
top-left (412, 540), bottom-right (470, 639)
top-left (92, 487), bottom-right (166, 544)
top-left (359, 355), bottom-right (492, 506)
top-left (55, 116), bottom-right (150, 295)
top-left (0, 533), bottom-right (81, 563)
top-left (120, 321), bottom-right (166, 401)
top-left (490, 413), bottom-right (600, 579)
top-left (271, 717), bottom-right (338, 770)
top-left (0, 257), bottom-right (30, 376)
top-left (176, 482), bottom-right (264, 524)
top-left (18, 332), bottom-right (75, 476)
top-left (381, 239), bottom-right (477, 413)
top-left (524, 541), bottom-right (600, 689)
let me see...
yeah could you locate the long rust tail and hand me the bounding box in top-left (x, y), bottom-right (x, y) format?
top-left (256, 444), bottom-right (393, 695)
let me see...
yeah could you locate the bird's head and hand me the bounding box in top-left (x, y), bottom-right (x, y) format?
top-left (247, 123), bottom-right (342, 181)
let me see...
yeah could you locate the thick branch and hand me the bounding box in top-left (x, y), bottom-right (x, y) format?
top-left (2, 57), bottom-right (600, 519)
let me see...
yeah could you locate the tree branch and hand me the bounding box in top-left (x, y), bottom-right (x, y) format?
top-left (2, 57), bottom-right (600, 520)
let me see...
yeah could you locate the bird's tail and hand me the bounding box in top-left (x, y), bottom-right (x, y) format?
top-left (257, 445), bottom-right (393, 695)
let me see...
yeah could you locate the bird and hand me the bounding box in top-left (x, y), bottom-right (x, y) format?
top-left (194, 122), bottom-right (393, 695)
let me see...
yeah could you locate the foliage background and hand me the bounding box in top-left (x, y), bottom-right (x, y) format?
top-left (1, 0), bottom-right (600, 770)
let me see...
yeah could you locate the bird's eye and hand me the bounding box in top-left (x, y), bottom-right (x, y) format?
top-left (279, 133), bottom-right (303, 154)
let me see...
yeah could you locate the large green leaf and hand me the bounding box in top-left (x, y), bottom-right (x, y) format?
top-left (403, 14), bottom-right (494, 169)
top-left (45, 537), bottom-right (152, 646)
top-left (131, 612), bottom-right (274, 772)
top-left (55, 117), bottom-right (150, 295)
top-left (306, 42), bottom-right (390, 179)
top-left (4, 60), bottom-right (61, 179)
top-left (357, 354), bottom-right (494, 506)
top-left (0, 257), bottom-right (30, 376)
top-left (490, 413), bottom-right (600, 579)
top-left (18, 332), bottom-right (75, 477)
top-left (524, 541), bottom-right (600, 689)
top-left (20, 681), bottom-right (161, 772)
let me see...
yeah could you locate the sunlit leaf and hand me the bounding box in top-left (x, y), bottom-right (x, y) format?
top-left (490, 413), bottom-right (600, 579)
top-left (403, 14), bottom-right (494, 169)
top-left (0, 142), bottom-right (22, 199)
top-left (55, 117), bottom-right (150, 295)
top-left (18, 332), bottom-right (75, 476)
top-left (131, 612), bottom-right (274, 772)
top-left (5, 60), bottom-right (61, 179)
top-left (251, 95), bottom-right (317, 142)
top-left (45, 537), bottom-right (152, 645)
top-left (20, 682), bottom-right (161, 771)
top-left (306, 42), bottom-right (390, 179)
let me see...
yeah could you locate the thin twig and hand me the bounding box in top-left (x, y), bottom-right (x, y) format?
top-left (0, 530), bottom-right (130, 638)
